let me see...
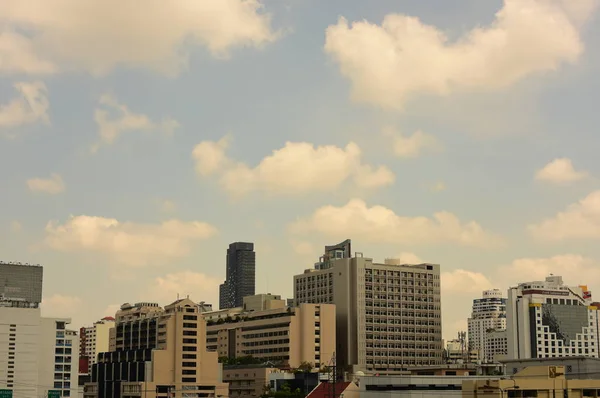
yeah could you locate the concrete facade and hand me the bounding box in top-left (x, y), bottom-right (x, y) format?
top-left (502, 357), bottom-right (600, 379)
top-left (467, 289), bottom-right (507, 362)
top-left (204, 303), bottom-right (336, 369)
top-left (294, 243), bottom-right (442, 373)
top-left (222, 366), bottom-right (278, 398)
top-left (243, 294), bottom-right (285, 312)
top-left (463, 365), bottom-right (600, 397)
top-left (507, 276), bottom-right (599, 360)
top-left (80, 317), bottom-right (115, 372)
top-left (84, 298), bottom-right (227, 398)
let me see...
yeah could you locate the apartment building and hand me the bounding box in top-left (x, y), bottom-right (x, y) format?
top-left (507, 275), bottom-right (599, 360)
top-left (0, 262), bottom-right (80, 398)
top-left (79, 317), bottom-right (115, 374)
top-left (84, 298), bottom-right (228, 398)
top-left (203, 303), bottom-right (336, 369)
top-left (293, 240), bottom-right (443, 373)
top-left (467, 289), bottom-right (507, 361)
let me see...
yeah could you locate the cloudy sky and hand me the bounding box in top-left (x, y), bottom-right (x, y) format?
top-left (1, 0), bottom-right (600, 341)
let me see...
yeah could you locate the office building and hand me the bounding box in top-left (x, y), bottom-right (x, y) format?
top-left (79, 317), bottom-right (115, 374)
top-left (220, 242), bottom-right (256, 310)
top-left (506, 275), bottom-right (599, 360)
top-left (203, 302), bottom-right (335, 369)
top-left (445, 339), bottom-right (478, 363)
top-left (1, 262), bottom-right (79, 397)
top-left (467, 289), bottom-right (507, 361)
top-left (0, 261), bottom-right (43, 306)
top-left (84, 298), bottom-right (227, 398)
top-left (484, 330), bottom-right (508, 363)
top-left (293, 240), bottom-right (443, 373)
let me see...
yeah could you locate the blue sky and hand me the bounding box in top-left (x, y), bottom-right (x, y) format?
top-left (1, 0), bottom-right (599, 340)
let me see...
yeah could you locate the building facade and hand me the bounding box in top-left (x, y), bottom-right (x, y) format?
top-left (222, 365), bottom-right (278, 398)
top-left (507, 275), bottom-right (599, 360)
top-left (1, 262), bottom-right (80, 398)
top-left (203, 303), bottom-right (335, 369)
top-left (79, 317), bottom-right (115, 374)
top-left (445, 339), bottom-right (478, 363)
top-left (484, 330), bottom-right (508, 363)
top-left (294, 241), bottom-right (443, 373)
top-left (467, 289), bottom-right (507, 361)
top-left (220, 242), bottom-right (256, 310)
top-left (85, 298), bottom-right (227, 398)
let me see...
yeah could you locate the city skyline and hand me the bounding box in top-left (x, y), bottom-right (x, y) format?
top-left (1, 0), bottom-right (600, 342)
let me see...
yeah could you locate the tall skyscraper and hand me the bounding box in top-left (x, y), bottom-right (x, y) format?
top-left (467, 289), bottom-right (507, 361)
top-left (1, 262), bottom-right (79, 398)
top-left (294, 240), bottom-right (443, 373)
top-left (507, 275), bottom-right (599, 360)
top-left (219, 242), bottom-right (255, 309)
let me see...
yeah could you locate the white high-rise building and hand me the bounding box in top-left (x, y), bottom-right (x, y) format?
top-left (467, 289), bottom-right (507, 361)
top-left (507, 275), bottom-right (599, 360)
top-left (0, 262), bottom-right (79, 397)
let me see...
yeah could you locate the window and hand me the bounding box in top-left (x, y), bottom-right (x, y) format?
top-left (182, 346), bottom-right (197, 352)
top-left (182, 377), bottom-right (196, 383)
top-left (183, 323), bottom-right (197, 328)
top-left (182, 369), bottom-right (196, 375)
top-left (182, 362), bottom-right (196, 367)
top-left (183, 315), bottom-right (197, 320)
top-left (182, 354), bottom-right (197, 359)
top-left (56, 322), bottom-right (66, 330)
top-left (183, 330), bottom-right (197, 336)
top-left (183, 338), bottom-right (197, 344)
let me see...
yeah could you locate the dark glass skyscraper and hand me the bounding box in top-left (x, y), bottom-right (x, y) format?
top-left (219, 242), bottom-right (255, 309)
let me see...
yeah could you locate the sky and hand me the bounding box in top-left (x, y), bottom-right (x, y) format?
top-left (1, 0), bottom-right (600, 342)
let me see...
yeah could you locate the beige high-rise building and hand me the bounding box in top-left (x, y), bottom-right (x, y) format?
top-left (84, 298), bottom-right (228, 398)
top-left (80, 317), bottom-right (115, 373)
top-left (203, 302), bottom-right (335, 369)
top-left (293, 240), bottom-right (443, 373)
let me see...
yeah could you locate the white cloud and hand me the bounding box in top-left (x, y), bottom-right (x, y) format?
top-left (390, 130), bottom-right (442, 158)
top-left (0, 0), bottom-right (278, 76)
top-left (535, 158), bottom-right (589, 184)
top-left (44, 215), bottom-right (217, 266)
top-left (161, 200), bottom-right (177, 213)
top-left (147, 271), bottom-right (221, 307)
top-left (394, 252), bottom-right (424, 264)
top-left (193, 138), bottom-right (394, 197)
top-left (93, 94), bottom-right (179, 151)
top-left (324, 0), bottom-right (598, 108)
top-left (290, 240), bottom-right (315, 256)
top-left (442, 269), bottom-right (493, 294)
top-left (289, 199), bottom-right (501, 247)
top-left (430, 181), bottom-right (446, 192)
top-left (10, 221), bottom-right (22, 232)
top-left (529, 190), bottom-right (600, 241)
top-left (0, 81), bottom-right (49, 129)
top-left (26, 173), bottom-right (65, 194)
top-left (103, 304), bottom-right (120, 319)
top-left (41, 294), bottom-right (83, 319)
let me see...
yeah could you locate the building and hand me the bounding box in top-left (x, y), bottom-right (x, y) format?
top-left (305, 382), bottom-right (359, 398)
top-left (243, 294), bottom-right (284, 312)
top-left (222, 365), bottom-right (279, 398)
top-left (359, 374), bottom-right (497, 398)
top-left (0, 261), bottom-right (43, 304)
top-left (467, 289), bottom-right (507, 361)
top-left (84, 298), bottom-right (228, 398)
top-left (462, 365), bottom-right (600, 397)
top-left (506, 275), bottom-right (599, 360)
top-left (484, 330), bottom-right (508, 363)
top-left (293, 240), bottom-right (443, 373)
top-left (446, 338), bottom-right (478, 364)
top-left (79, 317), bottom-right (115, 374)
top-left (203, 303), bottom-right (336, 369)
top-left (501, 356), bottom-right (600, 379)
top-left (0, 262), bottom-right (79, 398)
top-left (220, 242), bottom-right (256, 310)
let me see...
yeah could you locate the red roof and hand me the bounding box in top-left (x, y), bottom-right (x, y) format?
top-left (102, 316), bottom-right (115, 321)
top-left (306, 382), bottom-right (352, 398)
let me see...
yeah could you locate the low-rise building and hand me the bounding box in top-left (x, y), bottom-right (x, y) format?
top-left (462, 365), bottom-right (600, 397)
top-left (222, 365), bottom-right (278, 398)
top-left (484, 329), bottom-right (508, 363)
top-left (203, 303), bottom-right (335, 369)
top-left (502, 356), bottom-right (600, 379)
top-left (243, 294), bottom-right (285, 312)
